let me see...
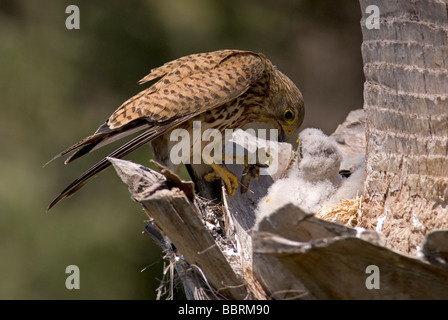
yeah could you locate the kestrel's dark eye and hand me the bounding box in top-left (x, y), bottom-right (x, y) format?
top-left (283, 109), bottom-right (295, 124)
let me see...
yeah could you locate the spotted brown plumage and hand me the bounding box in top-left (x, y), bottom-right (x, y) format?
top-left (47, 49), bottom-right (305, 210)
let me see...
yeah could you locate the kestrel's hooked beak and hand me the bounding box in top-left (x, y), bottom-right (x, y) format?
top-left (276, 122), bottom-right (295, 142)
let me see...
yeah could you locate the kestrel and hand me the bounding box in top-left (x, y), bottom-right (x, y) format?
top-left (47, 49), bottom-right (304, 209)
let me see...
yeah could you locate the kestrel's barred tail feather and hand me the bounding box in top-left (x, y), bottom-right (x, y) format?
top-left (43, 119), bottom-right (150, 166)
top-left (44, 131), bottom-right (112, 167)
top-left (63, 121), bottom-right (153, 164)
top-left (47, 115), bottom-right (193, 210)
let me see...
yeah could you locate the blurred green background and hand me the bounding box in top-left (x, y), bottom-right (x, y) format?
top-left (0, 0), bottom-right (363, 299)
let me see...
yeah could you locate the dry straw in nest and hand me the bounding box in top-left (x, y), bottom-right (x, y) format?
top-left (315, 196), bottom-right (364, 227)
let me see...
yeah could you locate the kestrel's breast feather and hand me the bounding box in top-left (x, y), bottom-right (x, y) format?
top-left (108, 50), bottom-right (267, 130)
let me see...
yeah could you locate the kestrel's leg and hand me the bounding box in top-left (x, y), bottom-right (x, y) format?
top-left (204, 162), bottom-right (239, 195)
top-left (223, 147), bottom-right (272, 168)
top-left (203, 148), bottom-right (272, 195)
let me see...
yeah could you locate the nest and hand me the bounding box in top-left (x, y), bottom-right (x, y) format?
top-left (315, 196), bottom-right (364, 227)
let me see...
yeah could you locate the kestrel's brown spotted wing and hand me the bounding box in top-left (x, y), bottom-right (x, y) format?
top-left (108, 50), bottom-right (265, 128)
top-left (47, 50), bottom-right (267, 209)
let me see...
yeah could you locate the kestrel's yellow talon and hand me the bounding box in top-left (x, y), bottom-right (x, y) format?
top-left (204, 172), bottom-right (217, 180)
top-left (204, 163), bottom-right (238, 195)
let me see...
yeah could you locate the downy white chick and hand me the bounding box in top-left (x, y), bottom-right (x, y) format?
top-left (257, 128), bottom-right (364, 218)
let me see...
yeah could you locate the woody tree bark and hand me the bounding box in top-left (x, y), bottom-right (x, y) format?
top-left (359, 0), bottom-right (448, 254)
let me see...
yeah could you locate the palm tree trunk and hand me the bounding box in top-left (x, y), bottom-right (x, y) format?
top-left (359, 0), bottom-right (448, 254)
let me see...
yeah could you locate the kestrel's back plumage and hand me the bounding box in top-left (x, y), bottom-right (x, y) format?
top-left (47, 49), bottom-right (304, 209)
